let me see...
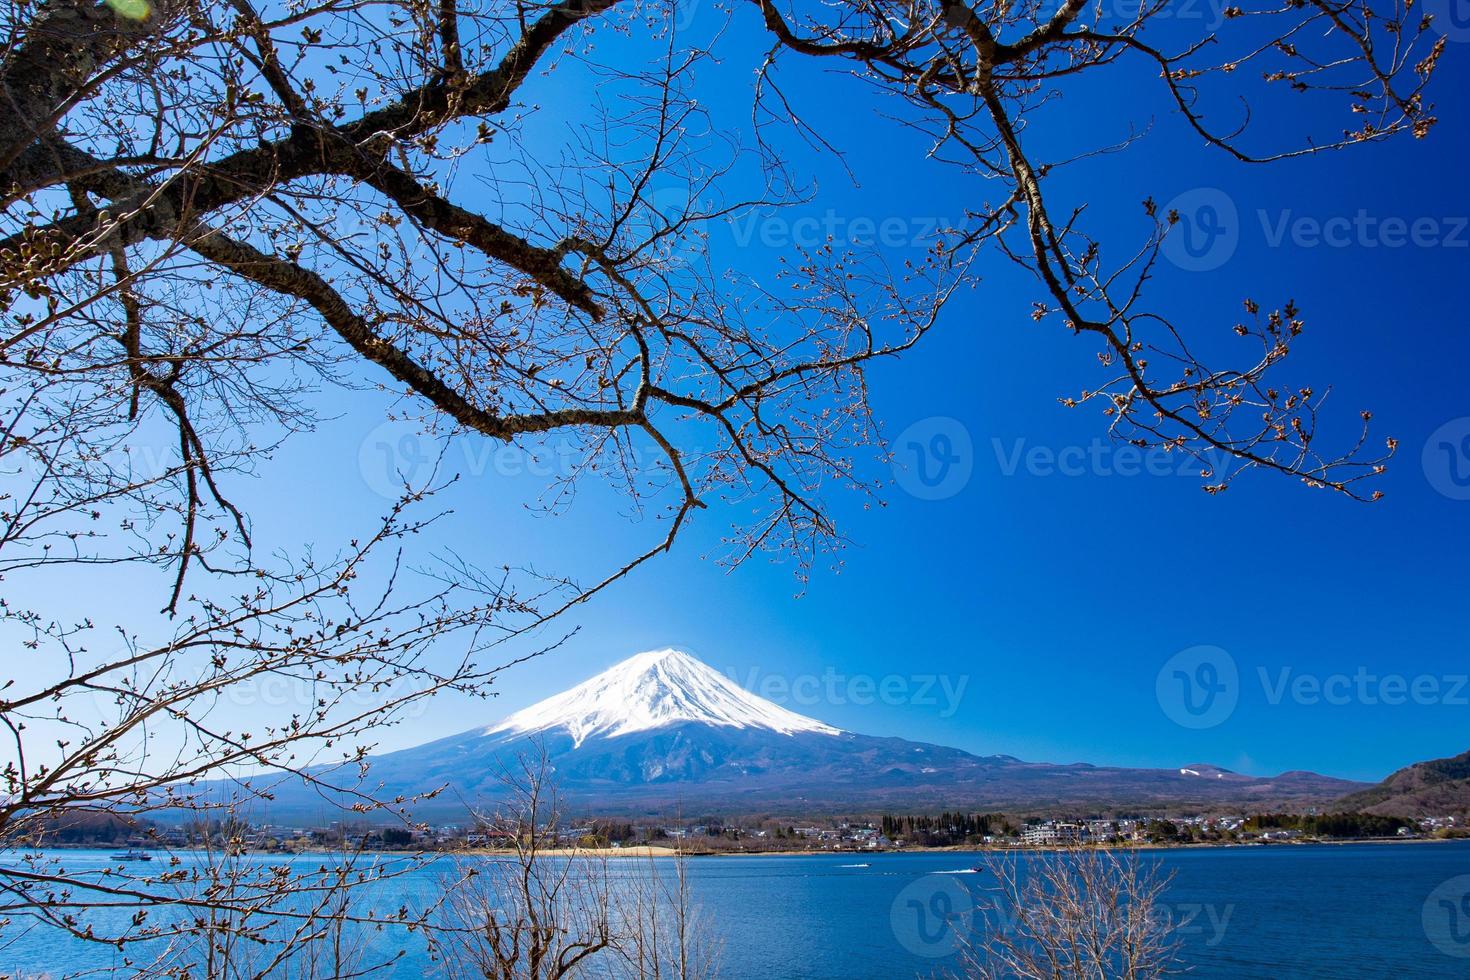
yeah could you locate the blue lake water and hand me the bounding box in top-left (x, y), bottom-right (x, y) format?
top-left (6, 842), bottom-right (1470, 977)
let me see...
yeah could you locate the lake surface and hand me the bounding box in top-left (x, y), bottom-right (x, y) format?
top-left (5, 842), bottom-right (1470, 977)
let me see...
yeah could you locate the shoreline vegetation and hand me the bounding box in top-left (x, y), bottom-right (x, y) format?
top-left (25, 745), bottom-right (1459, 869)
top-left (462, 836), bottom-right (1466, 857)
top-left (26, 806), bottom-right (1463, 859)
top-left (18, 834), bottom-right (1464, 861)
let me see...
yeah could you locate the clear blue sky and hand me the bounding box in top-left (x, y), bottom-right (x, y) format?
top-left (70, 7), bottom-right (1470, 784)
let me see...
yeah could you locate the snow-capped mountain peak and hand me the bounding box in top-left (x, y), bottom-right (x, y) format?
top-left (483, 648), bottom-right (842, 747)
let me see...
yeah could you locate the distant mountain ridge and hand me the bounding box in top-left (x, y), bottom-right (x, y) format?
top-left (234, 649), bottom-right (1367, 821)
top-left (1335, 747), bottom-right (1470, 816)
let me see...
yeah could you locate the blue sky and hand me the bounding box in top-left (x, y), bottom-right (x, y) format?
top-left (44, 5), bottom-right (1470, 785)
top-left (355, 9), bottom-right (1464, 783)
top-left (325, 9), bottom-right (1470, 782)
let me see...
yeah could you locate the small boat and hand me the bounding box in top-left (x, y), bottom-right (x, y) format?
top-left (110, 849), bottom-right (152, 862)
top-left (841, 862), bottom-right (871, 868)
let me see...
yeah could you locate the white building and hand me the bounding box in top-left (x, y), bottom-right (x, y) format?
top-left (1022, 822), bottom-right (1084, 846)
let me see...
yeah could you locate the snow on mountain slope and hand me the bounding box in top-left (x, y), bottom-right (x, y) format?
top-left (483, 648), bottom-right (842, 747)
top-left (216, 649), bottom-right (1371, 821)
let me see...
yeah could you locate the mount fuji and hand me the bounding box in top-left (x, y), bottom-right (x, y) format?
top-left (244, 649), bottom-right (1365, 820)
top-left (482, 648), bottom-right (841, 746)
